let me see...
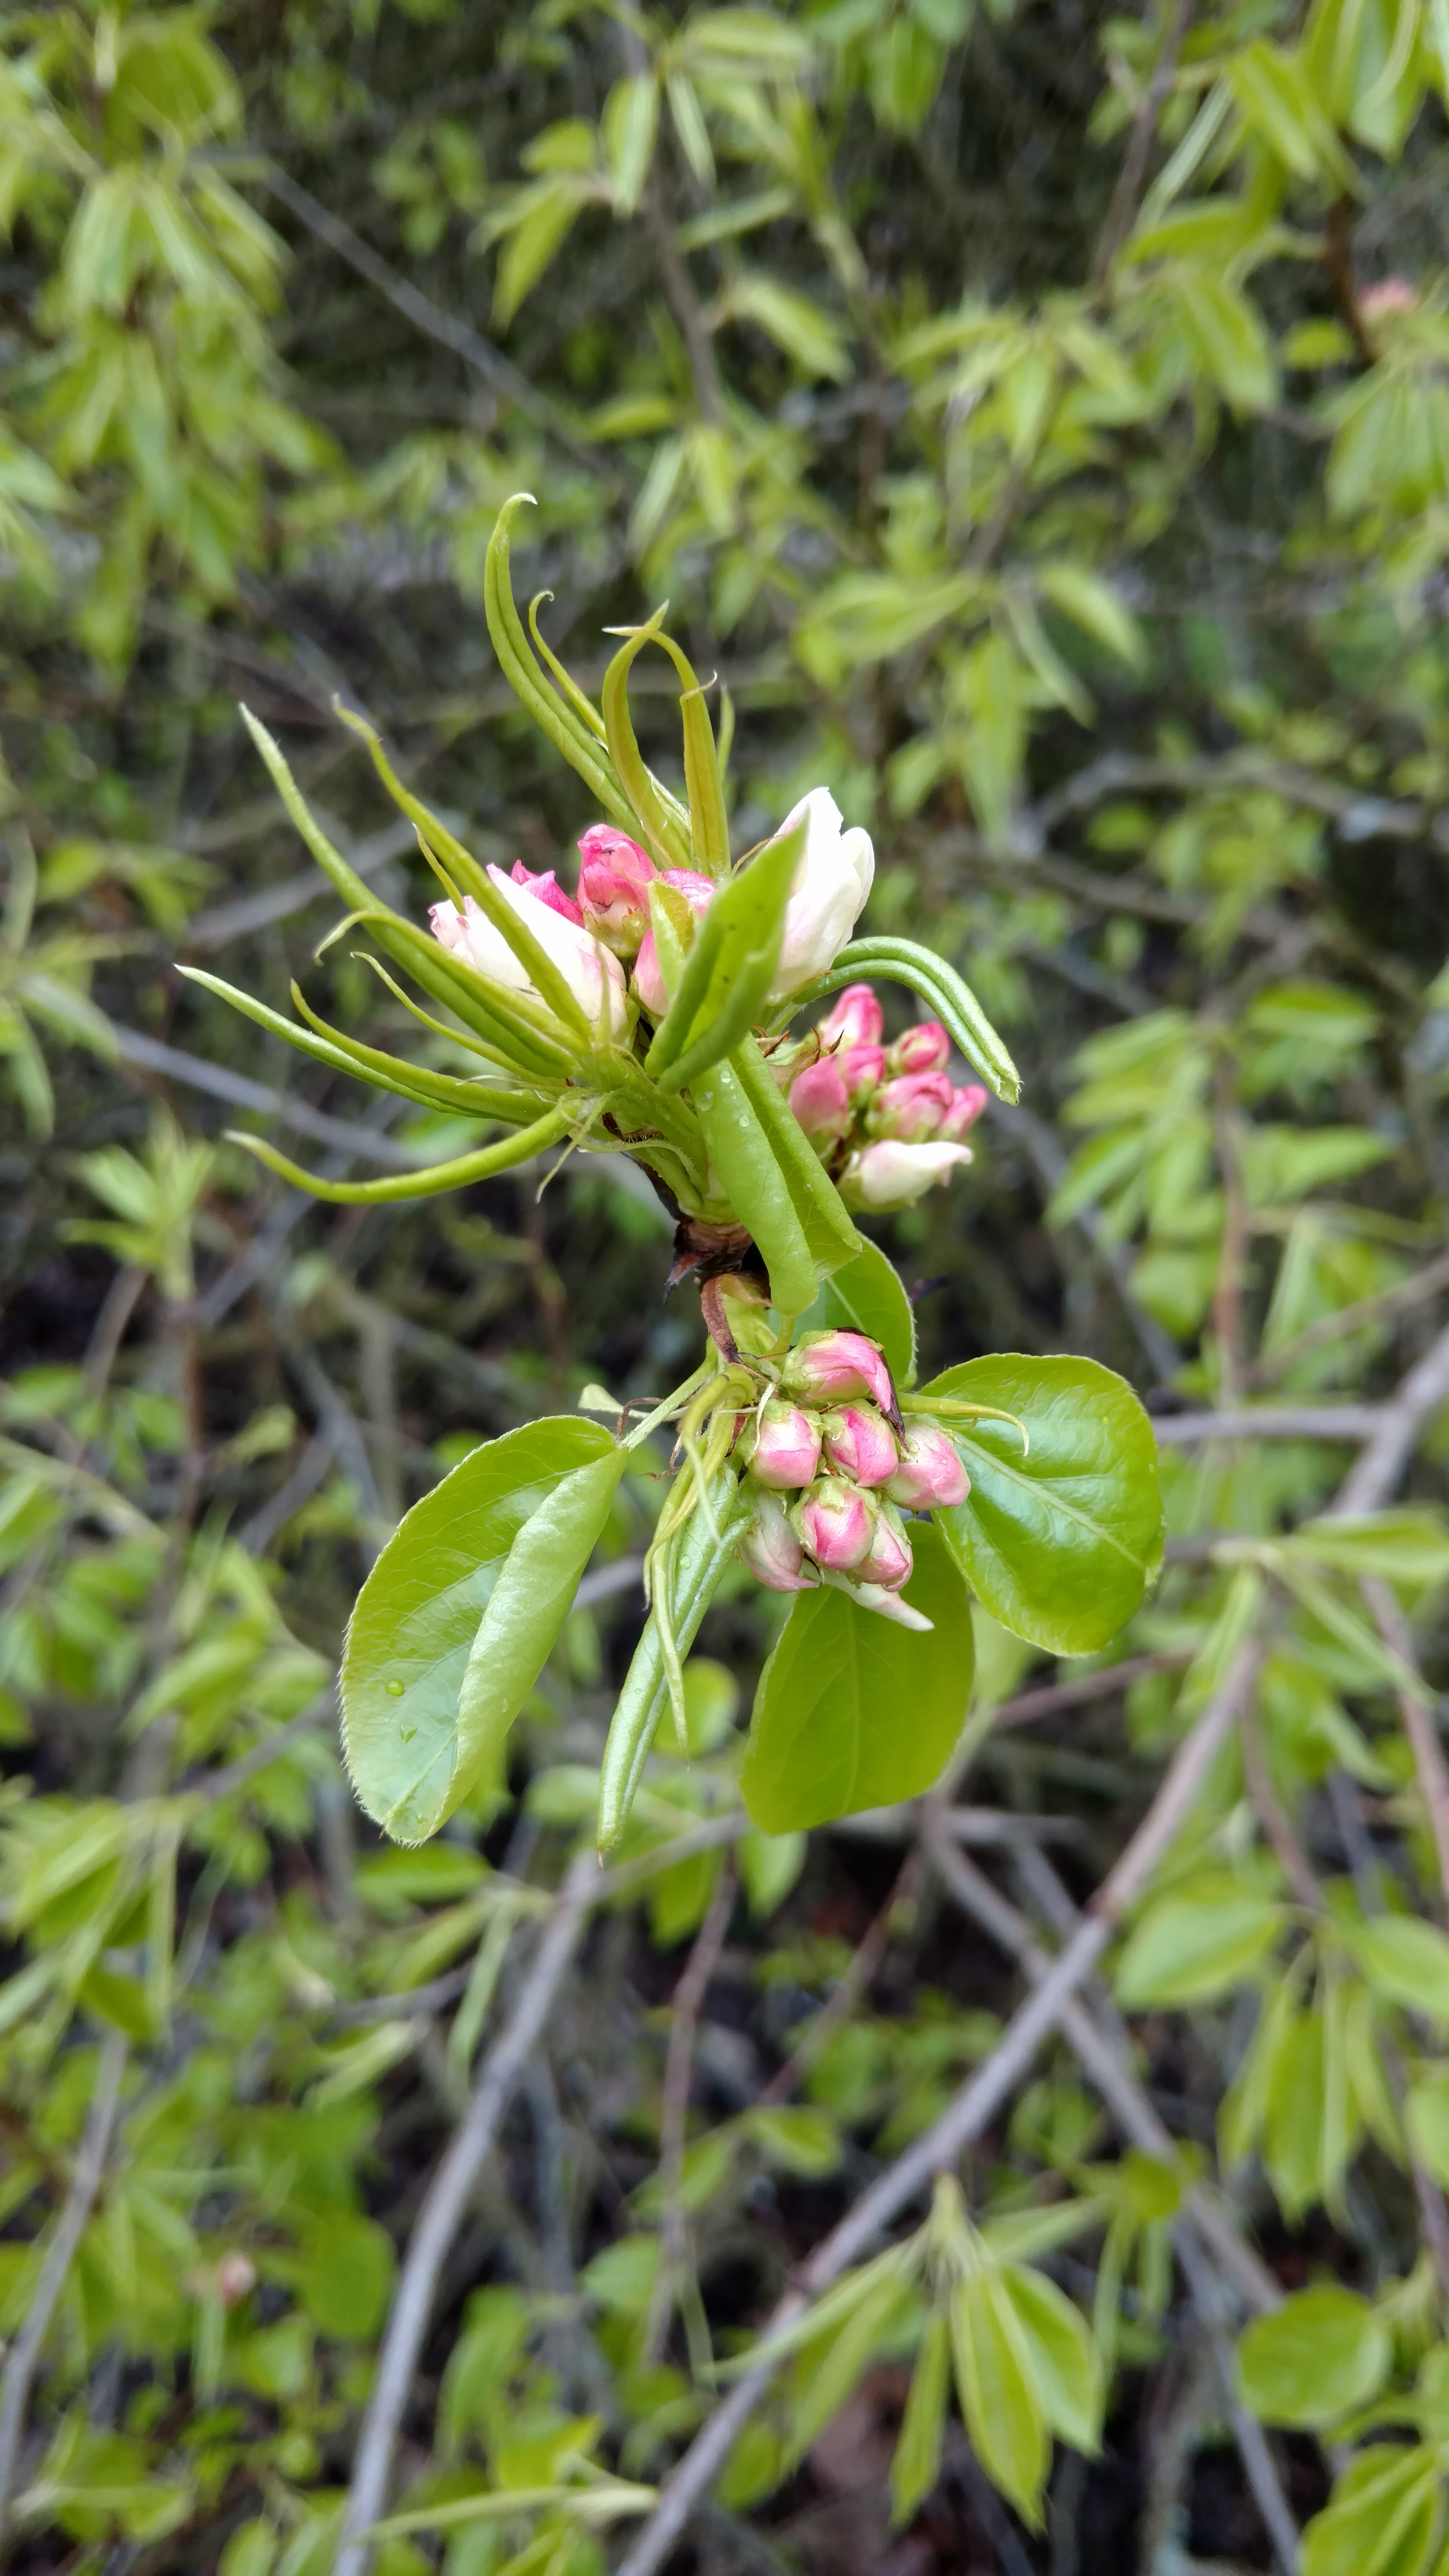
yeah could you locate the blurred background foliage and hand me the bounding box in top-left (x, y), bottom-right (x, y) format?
top-left (5, 0), bottom-right (1449, 2566)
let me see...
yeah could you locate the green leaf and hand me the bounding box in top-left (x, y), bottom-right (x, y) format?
top-left (1406, 2071), bottom-right (1449, 2187)
top-left (891, 2307), bottom-right (950, 2525)
top-left (747, 2106), bottom-right (842, 2176)
top-left (1237, 2287), bottom-right (1391, 2428)
top-left (342, 1418), bottom-right (620, 1842)
top-left (1116, 1881), bottom-right (1286, 2008)
top-left (295, 2213), bottom-right (395, 2341)
top-left (1342, 1916), bottom-right (1449, 2023)
top-left (691, 1055), bottom-right (821, 1315)
top-left (729, 1032), bottom-right (860, 1277)
top-left (926, 1355), bottom-right (1162, 1655)
top-left (646, 818), bottom-right (803, 1092)
top-left (1299, 2446), bottom-right (1440, 2576)
top-left (951, 2268), bottom-right (1049, 2528)
top-left (1000, 2264), bottom-right (1104, 2453)
top-left (740, 1525), bottom-right (973, 1831)
top-left (801, 1232), bottom-right (916, 1388)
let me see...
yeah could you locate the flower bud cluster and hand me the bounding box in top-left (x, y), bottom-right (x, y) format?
top-left (735, 1330), bottom-right (968, 1625)
top-left (783, 986), bottom-right (988, 1211)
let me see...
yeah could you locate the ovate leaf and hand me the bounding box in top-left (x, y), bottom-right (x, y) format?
top-left (802, 1230), bottom-right (916, 1388)
top-left (343, 1419), bottom-right (622, 1842)
top-left (740, 1526), bottom-right (973, 1831)
top-left (1000, 2265), bottom-right (1104, 2454)
top-left (1237, 2287), bottom-right (1391, 2428)
top-left (927, 1355), bottom-right (1162, 1654)
top-left (1342, 1916), bottom-right (1449, 2024)
top-left (1115, 1881), bottom-right (1286, 2007)
top-left (951, 2269), bottom-right (1049, 2528)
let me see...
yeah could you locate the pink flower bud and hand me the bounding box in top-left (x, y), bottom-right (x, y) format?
top-left (856, 1503), bottom-right (913, 1591)
top-left (509, 861), bottom-right (584, 925)
top-left (818, 983), bottom-right (884, 1051)
top-left (741, 1399), bottom-right (822, 1491)
top-left (739, 1488), bottom-right (818, 1593)
top-left (215, 2251), bottom-right (257, 2309)
top-left (886, 1421), bottom-right (970, 1510)
top-left (939, 1084), bottom-right (987, 1143)
top-left (842, 1043), bottom-right (885, 1102)
top-left (789, 1055), bottom-right (852, 1144)
top-left (890, 1020), bottom-right (950, 1075)
top-left (781, 1329), bottom-right (897, 1417)
top-left (430, 881), bottom-right (627, 1036)
top-left (577, 824), bottom-right (657, 953)
top-left (631, 870), bottom-right (715, 1018)
top-left (870, 1071), bottom-right (954, 1143)
top-left (821, 1403), bottom-right (898, 1489)
top-left (841, 1140), bottom-right (973, 1211)
top-left (1360, 278), bottom-right (1416, 320)
top-left (794, 1476), bottom-right (875, 1571)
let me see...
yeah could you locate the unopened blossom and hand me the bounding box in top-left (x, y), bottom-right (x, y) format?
top-left (509, 861), bottom-right (583, 925)
top-left (789, 1055), bottom-right (852, 1146)
top-left (887, 1421), bottom-right (969, 1511)
top-left (215, 2251), bottom-right (258, 2309)
top-left (821, 1402), bottom-right (898, 1489)
top-left (632, 869), bottom-right (715, 1018)
top-left (739, 1488), bottom-right (817, 1592)
top-left (794, 1475), bottom-right (875, 1571)
top-left (430, 869), bottom-right (626, 1035)
top-left (577, 825), bottom-right (656, 953)
top-left (939, 1084), bottom-right (988, 1143)
top-left (765, 790), bottom-right (875, 1002)
top-left (842, 1139), bottom-right (973, 1212)
top-left (1360, 278), bottom-right (1416, 320)
top-left (741, 1398), bottom-right (822, 1492)
top-left (840, 1042), bottom-right (885, 1102)
top-left (870, 1070), bottom-right (955, 1142)
top-left (818, 983), bottom-right (884, 1052)
top-left (856, 1502), bottom-right (914, 1591)
top-left (782, 1328), bottom-right (897, 1417)
top-left (890, 1020), bottom-right (951, 1075)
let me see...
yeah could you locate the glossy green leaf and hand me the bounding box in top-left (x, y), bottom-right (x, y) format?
top-left (343, 1418), bottom-right (621, 1842)
top-left (1299, 2447), bottom-right (1440, 2576)
top-left (927, 1354), bottom-right (1162, 1654)
top-left (1237, 2287), bottom-right (1391, 2428)
top-left (740, 1525), bottom-right (973, 1832)
top-left (802, 1230), bottom-right (916, 1387)
top-left (951, 2268), bottom-right (1049, 2527)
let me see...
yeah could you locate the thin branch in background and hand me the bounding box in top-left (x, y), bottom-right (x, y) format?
top-left (1239, 1697), bottom-right (1322, 1914)
top-left (612, 1637), bottom-right (1266, 2576)
top-left (1152, 1404), bottom-right (1385, 1445)
top-left (110, 1023), bottom-right (423, 1168)
top-left (643, 1858), bottom-right (737, 2364)
top-left (334, 1850), bottom-right (597, 2576)
top-left (1328, 1316), bottom-right (1449, 1517)
top-left (0, 2030), bottom-right (129, 2539)
top-left (1362, 1575), bottom-right (1449, 1926)
top-left (1092, 0), bottom-right (1195, 281)
top-left (81, 1263), bottom-right (148, 1400)
top-left (1243, 1247), bottom-right (1449, 1389)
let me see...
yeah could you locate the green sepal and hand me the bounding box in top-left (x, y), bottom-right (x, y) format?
top-left (528, 590), bottom-right (609, 742)
top-left (600, 614), bottom-right (693, 871)
top-left (798, 935), bottom-right (1021, 1103)
top-left (334, 706), bottom-right (596, 1048)
top-left (728, 1032), bottom-right (859, 1275)
top-left (241, 705), bottom-right (409, 926)
top-left (176, 967), bottom-right (540, 1124)
top-left (647, 629), bottom-right (731, 878)
top-left (225, 1103), bottom-right (570, 1203)
top-left (347, 912), bottom-right (575, 1080)
top-left (483, 494), bottom-right (639, 832)
top-left (691, 1054), bottom-right (819, 1315)
top-left (597, 1475), bottom-right (748, 1850)
top-left (645, 817), bottom-right (803, 1094)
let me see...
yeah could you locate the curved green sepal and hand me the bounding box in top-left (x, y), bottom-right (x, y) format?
top-left (177, 967), bottom-right (538, 1124)
top-left (528, 591), bottom-right (608, 743)
top-left (597, 1475), bottom-right (748, 1850)
top-left (645, 816), bottom-right (803, 1094)
top-left (225, 1103), bottom-right (570, 1202)
top-left (646, 629), bottom-right (731, 879)
top-left (484, 496), bottom-right (639, 833)
top-left (352, 912), bottom-right (574, 1079)
top-left (241, 706), bottom-right (408, 927)
top-left (800, 937), bottom-right (1021, 1104)
top-left (601, 615), bottom-right (693, 871)
top-left (343, 1419), bottom-right (622, 1842)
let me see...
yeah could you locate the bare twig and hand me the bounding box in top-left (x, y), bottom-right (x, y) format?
top-left (1092, 0), bottom-right (1195, 281)
top-left (1244, 1248), bottom-right (1449, 1388)
top-left (1363, 1576), bottom-right (1449, 1925)
top-left (643, 1860), bottom-right (737, 2363)
top-left (612, 1638), bottom-right (1265, 2576)
top-left (0, 2031), bottom-right (129, 2542)
top-left (110, 1023), bottom-right (424, 1167)
top-left (333, 1850), bottom-right (597, 2576)
top-left (1152, 1404), bottom-right (1384, 1445)
top-left (1328, 1316), bottom-right (1449, 1516)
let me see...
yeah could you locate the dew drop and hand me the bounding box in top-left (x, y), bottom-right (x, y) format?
top-left (385, 1680), bottom-right (404, 1697)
